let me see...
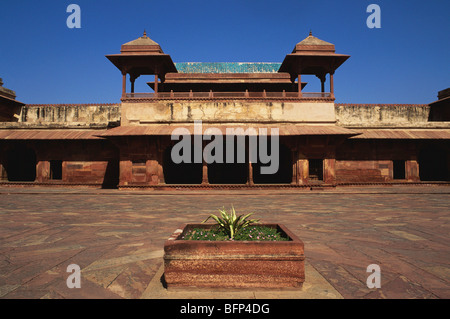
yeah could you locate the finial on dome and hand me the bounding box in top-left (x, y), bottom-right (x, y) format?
top-left (309, 30), bottom-right (312, 36)
top-left (143, 30), bottom-right (147, 38)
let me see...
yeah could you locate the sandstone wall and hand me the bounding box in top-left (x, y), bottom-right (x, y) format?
top-left (335, 139), bottom-right (421, 183)
top-left (20, 104), bottom-right (121, 125)
top-left (335, 103), bottom-right (430, 127)
top-left (122, 100), bottom-right (336, 125)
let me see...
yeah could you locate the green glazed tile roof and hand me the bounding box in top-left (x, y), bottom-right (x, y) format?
top-left (175, 62), bottom-right (281, 73)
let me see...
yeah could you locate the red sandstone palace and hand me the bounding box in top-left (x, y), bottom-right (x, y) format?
top-left (0, 32), bottom-right (449, 189)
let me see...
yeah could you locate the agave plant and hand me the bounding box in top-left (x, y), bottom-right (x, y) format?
top-left (202, 205), bottom-right (259, 239)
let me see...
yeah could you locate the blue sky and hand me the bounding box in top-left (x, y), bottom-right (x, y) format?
top-left (0, 0), bottom-right (448, 104)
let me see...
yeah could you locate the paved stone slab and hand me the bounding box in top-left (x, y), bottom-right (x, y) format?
top-left (0, 185), bottom-right (449, 299)
top-left (141, 261), bottom-right (343, 299)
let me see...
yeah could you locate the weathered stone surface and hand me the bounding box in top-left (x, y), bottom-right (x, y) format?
top-left (20, 104), bottom-right (121, 125)
top-left (123, 101), bottom-right (336, 125)
top-left (163, 224), bottom-right (305, 289)
top-left (0, 186), bottom-right (449, 298)
top-left (335, 104), bottom-right (430, 127)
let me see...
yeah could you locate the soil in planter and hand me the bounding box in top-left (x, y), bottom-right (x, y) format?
top-left (181, 225), bottom-right (289, 241)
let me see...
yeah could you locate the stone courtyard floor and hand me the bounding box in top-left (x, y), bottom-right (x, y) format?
top-left (0, 185), bottom-right (449, 299)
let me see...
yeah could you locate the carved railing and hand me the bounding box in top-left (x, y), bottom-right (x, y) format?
top-left (123, 91), bottom-right (333, 100)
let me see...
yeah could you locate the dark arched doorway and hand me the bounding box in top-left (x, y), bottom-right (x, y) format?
top-left (253, 143), bottom-right (292, 184)
top-left (102, 159), bottom-right (120, 189)
top-left (6, 146), bottom-right (37, 182)
top-left (419, 146), bottom-right (449, 181)
top-left (208, 138), bottom-right (248, 184)
top-left (163, 140), bottom-right (203, 184)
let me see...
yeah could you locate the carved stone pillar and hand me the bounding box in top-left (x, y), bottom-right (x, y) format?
top-left (406, 159), bottom-right (420, 182)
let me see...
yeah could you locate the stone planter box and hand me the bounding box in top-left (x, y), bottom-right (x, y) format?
top-left (163, 223), bottom-right (305, 289)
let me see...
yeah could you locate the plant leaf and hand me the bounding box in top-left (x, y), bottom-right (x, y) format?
top-left (202, 206), bottom-right (259, 240)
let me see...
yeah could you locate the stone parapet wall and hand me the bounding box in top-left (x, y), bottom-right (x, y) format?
top-left (335, 103), bottom-right (430, 127)
top-left (20, 104), bottom-right (121, 125)
top-left (122, 100), bottom-right (336, 125)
